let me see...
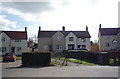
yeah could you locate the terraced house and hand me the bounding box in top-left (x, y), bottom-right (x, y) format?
top-left (98, 24), bottom-right (120, 51)
top-left (0, 27), bottom-right (27, 55)
top-left (38, 26), bottom-right (91, 52)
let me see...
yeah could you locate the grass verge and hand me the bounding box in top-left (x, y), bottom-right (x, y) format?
top-left (52, 57), bottom-right (99, 66)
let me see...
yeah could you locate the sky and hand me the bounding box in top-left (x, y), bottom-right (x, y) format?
top-left (0, 0), bottom-right (119, 42)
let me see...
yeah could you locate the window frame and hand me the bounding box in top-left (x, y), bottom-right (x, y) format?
top-left (15, 40), bottom-right (21, 42)
top-left (81, 38), bottom-right (86, 42)
top-left (69, 37), bottom-right (74, 41)
top-left (1, 37), bottom-right (5, 42)
top-left (17, 47), bottom-right (22, 51)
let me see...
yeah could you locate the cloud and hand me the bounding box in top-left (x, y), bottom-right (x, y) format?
top-left (0, 15), bottom-right (17, 30)
top-left (2, 2), bottom-right (53, 14)
top-left (1, 0), bottom-right (119, 42)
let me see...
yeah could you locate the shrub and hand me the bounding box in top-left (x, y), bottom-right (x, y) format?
top-left (22, 52), bottom-right (51, 66)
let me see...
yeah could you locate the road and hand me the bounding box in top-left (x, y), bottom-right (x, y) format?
top-left (1, 60), bottom-right (119, 78)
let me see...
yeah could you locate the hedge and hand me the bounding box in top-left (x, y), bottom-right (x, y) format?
top-left (22, 52), bottom-right (51, 66)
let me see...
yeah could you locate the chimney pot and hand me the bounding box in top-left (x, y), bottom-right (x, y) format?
top-left (62, 26), bottom-right (65, 31)
top-left (86, 25), bottom-right (88, 31)
top-left (25, 27), bottom-right (27, 31)
top-left (39, 26), bottom-right (41, 31)
top-left (99, 24), bottom-right (101, 28)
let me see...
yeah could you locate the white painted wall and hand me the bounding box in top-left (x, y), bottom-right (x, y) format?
top-left (65, 32), bottom-right (77, 50)
top-left (11, 40), bottom-right (27, 55)
top-left (0, 32), bottom-right (27, 55)
top-left (0, 32), bottom-right (11, 55)
top-left (77, 38), bottom-right (91, 50)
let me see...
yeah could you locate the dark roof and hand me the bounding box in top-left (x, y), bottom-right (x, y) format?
top-left (3, 31), bottom-right (27, 40)
top-left (38, 30), bottom-right (91, 38)
top-left (99, 28), bottom-right (120, 35)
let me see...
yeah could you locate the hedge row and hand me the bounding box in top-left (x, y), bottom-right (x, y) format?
top-left (53, 51), bottom-right (109, 65)
top-left (22, 52), bottom-right (51, 66)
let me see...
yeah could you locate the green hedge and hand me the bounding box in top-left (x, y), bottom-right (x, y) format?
top-left (22, 52), bottom-right (51, 66)
top-left (24, 51), bottom-right (51, 53)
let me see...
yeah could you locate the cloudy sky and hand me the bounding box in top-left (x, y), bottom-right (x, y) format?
top-left (0, 0), bottom-right (119, 42)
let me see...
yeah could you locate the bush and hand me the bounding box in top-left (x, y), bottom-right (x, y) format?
top-left (22, 52), bottom-right (51, 66)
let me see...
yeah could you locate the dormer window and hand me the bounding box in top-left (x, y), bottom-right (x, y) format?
top-left (69, 37), bottom-right (74, 41)
top-left (81, 38), bottom-right (85, 42)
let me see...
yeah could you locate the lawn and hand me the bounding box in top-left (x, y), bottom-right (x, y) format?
top-left (16, 56), bottom-right (22, 60)
top-left (52, 57), bottom-right (99, 66)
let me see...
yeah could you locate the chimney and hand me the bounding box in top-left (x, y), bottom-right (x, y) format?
top-left (62, 26), bottom-right (65, 31)
top-left (99, 24), bottom-right (101, 28)
top-left (25, 27), bottom-right (27, 32)
top-left (39, 26), bottom-right (41, 31)
top-left (86, 25), bottom-right (88, 31)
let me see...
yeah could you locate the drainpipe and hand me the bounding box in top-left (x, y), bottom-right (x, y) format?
top-left (9, 38), bottom-right (11, 53)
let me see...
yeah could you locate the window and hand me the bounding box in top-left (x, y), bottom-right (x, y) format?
top-left (1, 37), bottom-right (5, 42)
top-left (57, 36), bottom-right (61, 41)
top-left (17, 47), bottom-right (21, 51)
top-left (105, 42), bottom-right (110, 47)
top-left (56, 45), bottom-right (62, 50)
top-left (78, 45), bottom-right (81, 48)
top-left (82, 45), bottom-right (86, 48)
top-left (0, 47), bottom-right (1, 51)
top-left (112, 40), bottom-right (117, 44)
top-left (56, 45), bottom-right (59, 49)
top-left (2, 47), bottom-right (6, 52)
top-left (69, 37), bottom-right (74, 41)
top-left (81, 38), bottom-right (86, 42)
top-left (105, 36), bottom-right (112, 39)
top-left (68, 44), bottom-right (74, 50)
top-left (15, 40), bottom-right (21, 42)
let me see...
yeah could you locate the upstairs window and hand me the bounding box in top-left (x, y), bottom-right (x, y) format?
top-left (15, 40), bottom-right (21, 42)
top-left (1, 37), bottom-right (5, 42)
top-left (56, 45), bottom-right (62, 50)
top-left (81, 38), bottom-right (86, 42)
top-left (69, 37), bottom-right (74, 41)
top-left (17, 47), bottom-right (21, 51)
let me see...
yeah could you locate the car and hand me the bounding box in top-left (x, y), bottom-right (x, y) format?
top-left (68, 48), bottom-right (88, 52)
top-left (2, 53), bottom-right (16, 62)
top-left (77, 48), bottom-right (88, 51)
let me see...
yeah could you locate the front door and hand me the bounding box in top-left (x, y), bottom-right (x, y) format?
top-left (68, 44), bottom-right (74, 50)
top-left (11, 47), bottom-right (15, 53)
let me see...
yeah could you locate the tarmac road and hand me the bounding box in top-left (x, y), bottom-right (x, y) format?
top-left (2, 60), bottom-right (119, 77)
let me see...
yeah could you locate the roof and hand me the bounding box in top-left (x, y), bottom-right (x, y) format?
top-left (38, 30), bottom-right (91, 38)
top-left (99, 28), bottom-right (120, 36)
top-left (3, 31), bottom-right (27, 40)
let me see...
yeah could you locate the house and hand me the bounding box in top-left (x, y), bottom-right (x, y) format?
top-left (0, 27), bottom-right (28, 55)
top-left (98, 24), bottom-right (120, 51)
top-left (38, 26), bottom-right (91, 52)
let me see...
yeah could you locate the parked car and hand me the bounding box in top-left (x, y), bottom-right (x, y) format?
top-left (2, 53), bottom-right (16, 62)
top-left (68, 48), bottom-right (88, 52)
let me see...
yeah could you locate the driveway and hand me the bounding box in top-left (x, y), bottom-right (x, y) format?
top-left (2, 60), bottom-right (119, 77)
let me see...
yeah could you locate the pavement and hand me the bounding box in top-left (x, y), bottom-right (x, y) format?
top-left (1, 60), bottom-right (119, 77)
